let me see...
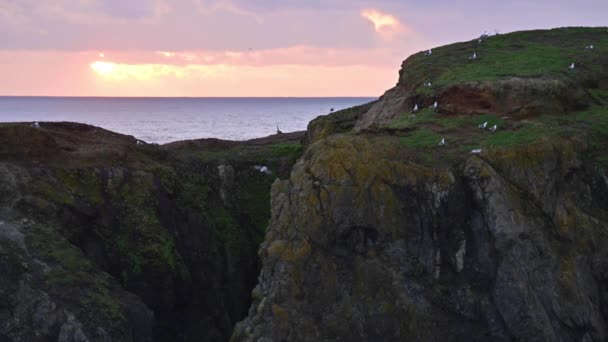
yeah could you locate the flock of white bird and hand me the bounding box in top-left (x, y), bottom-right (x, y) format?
top-left (417, 34), bottom-right (599, 152)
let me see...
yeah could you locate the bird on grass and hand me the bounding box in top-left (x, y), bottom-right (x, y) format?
top-left (569, 62), bottom-right (575, 70)
top-left (426, 49), bottom-right (432, 56)
top-left (431, 101), bottom-right (438, 109)
top-left (478, 121), bottom-right (488, 129)
top-left (489, 125), bottom-right (498, 133)
top-left (471, 149), bottom-right (483, 154)
top-left (32, 122), bottom-right (40, 128)
top-left (586, 44), bottom-right (594, 49)
top-left (439, 138), bottom-right (446, 146)
top-left (412, 104), bottom-right (419, 112)
top-left (469, 52), bottom-right (477, 60)
top-left (425, 82), bottom-right (432, 87)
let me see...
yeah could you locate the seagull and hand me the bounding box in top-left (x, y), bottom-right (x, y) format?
top-left (569, 62), bottom-right (575, 70)
top-left (489, 124), bottom-right (498, 132)
top-left (431, 101), bottom-right (438, 109)
top-left (478, 121), bottom-right (488, 129)
top-left (412, 104), bottom-right (419, 112)
top-left (425, 82), bottom-right (432, 87)
top-left (254, 165), bottom-right (271, 175)
top-left (277, 125), bottom-right (283, 134)
top-left (586, 44), bottom-right (594, 49)
top-left (136, 140), bottom-right (144, 145)
top-left (438, 138), bottom-right (446, 146)
top-left (471, 149), bottom-right (483, 154)
top-left (469, 52), bottom-right (477, 60)
top-left (32, 122), bottom-right (40, 128)
top-left (426, 49), bottom-right (432, 56)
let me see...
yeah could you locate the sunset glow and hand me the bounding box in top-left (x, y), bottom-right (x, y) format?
top-left (1, 0), bottom-right (606, 97)
top-left (90, 61), bottom-right (116, 76)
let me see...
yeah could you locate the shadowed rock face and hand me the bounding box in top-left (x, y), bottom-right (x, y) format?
top-left (232, 135), bottom-right (608, 342)
top-left (0, 123), bottom-right (305, 341)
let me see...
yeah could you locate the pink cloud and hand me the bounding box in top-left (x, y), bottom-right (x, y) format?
top-left (361, 8), bottom-right (408, 40)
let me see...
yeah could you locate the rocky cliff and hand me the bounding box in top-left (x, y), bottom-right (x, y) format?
top-left (0, 122), bottom-right (304, 341)
top-left (232, 27), bottom-right (608, 341)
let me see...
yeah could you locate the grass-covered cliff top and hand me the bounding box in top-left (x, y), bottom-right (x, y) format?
top-left (402, 27), bottom-right (608, 93)
top-left (308, 27), bottom-right (608, 167)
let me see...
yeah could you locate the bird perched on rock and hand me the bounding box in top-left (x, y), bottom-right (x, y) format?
top-left (569, 62), bottom-right (575, 70)
top-left (254, 165), bottom-right (272, 175)
top-left (478, 121), bottom-right (488, 129)
top-left (276, 125), bottom-right (283, 134)
top-left (489, 124), bottom-right (498, 132)
top-left (439, 138), bottom-right (446, 146)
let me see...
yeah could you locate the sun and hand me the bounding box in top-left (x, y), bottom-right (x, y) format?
top-left (90, 61), bottom-right (116, 76)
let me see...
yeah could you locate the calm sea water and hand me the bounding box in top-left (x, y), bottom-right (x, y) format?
top-left (0, 97), bottom-right (375, 144)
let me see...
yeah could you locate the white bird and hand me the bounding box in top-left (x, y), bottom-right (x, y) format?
top-left (425, 82), bottom-right (432, 87)
top-left (489, 124), bottom-right (498, 132)
top-left (586, 44), bottom-right (594, 49)
top-left (439, 138), bottom-right (446, 146)
top-left (478, 121), bottom-right (488, 129)
top-left (471, 149), bottom-right (483, 154)
top-left (412, 104), bottom-right (419, 112)
top-left (136, 140), bottom-right (144, 145)
top-left (427, 49), bottom-right (432, 56)
top-left (32, 122), bottom-right (40, 128)
top-left (254, 165), bottom-right (272, 175)
top-left (569, 62), bottom-right (575, 70)
top-left (470, 52), bottom-right (477, 60)
top-left (431, 101), bottom-right (438, 109)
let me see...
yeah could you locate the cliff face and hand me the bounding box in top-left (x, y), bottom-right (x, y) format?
top-left (0, 122), bottom-right (304, 341)
top-left (233, 27), bottom-right (608, 341)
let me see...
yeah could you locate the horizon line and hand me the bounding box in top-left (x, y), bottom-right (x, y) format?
top-left (0, 95), bottom-right (379, 99)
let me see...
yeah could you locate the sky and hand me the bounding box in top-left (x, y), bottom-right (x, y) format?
top-left (0, 0), bottom-right (606, 97)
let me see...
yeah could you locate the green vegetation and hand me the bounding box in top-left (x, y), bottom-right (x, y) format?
top-left (272, 143), bottom-right (303, 157)
top-left (401, 27), bottom-right (608, 92)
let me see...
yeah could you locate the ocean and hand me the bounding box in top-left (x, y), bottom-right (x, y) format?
top-left (0, 97), bottom-right (375, 144)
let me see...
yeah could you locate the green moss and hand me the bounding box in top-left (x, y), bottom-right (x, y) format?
top-left (25, 225), bottom-right (127, 326)
top-left (399, 129), bottom-right (443, 148)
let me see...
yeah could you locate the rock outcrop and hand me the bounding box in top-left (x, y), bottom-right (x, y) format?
top-left (233, 27), bottom-right (608, 341)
